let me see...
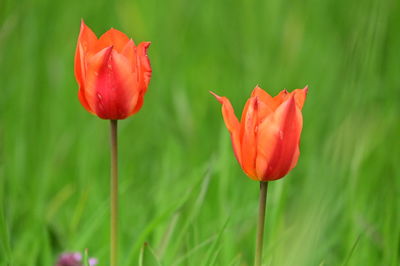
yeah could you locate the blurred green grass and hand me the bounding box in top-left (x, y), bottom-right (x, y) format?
top-left (0, 0), bottom-right (399, 265)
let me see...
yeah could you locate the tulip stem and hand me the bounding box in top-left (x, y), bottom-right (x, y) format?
top-left (255, 181), bottom-right (268, 266)
top-left (110, 120), bottom-right (118, 266)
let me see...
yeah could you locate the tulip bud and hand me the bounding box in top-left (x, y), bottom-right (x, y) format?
top-left (211, 86), bottom-right (308, 181)
top-left (74, 20), bottom-right (152, 119)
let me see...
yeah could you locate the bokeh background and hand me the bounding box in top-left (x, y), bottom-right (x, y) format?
top-left (1, 0), bottom-right (399, 265)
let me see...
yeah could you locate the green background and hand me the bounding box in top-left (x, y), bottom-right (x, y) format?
top-left (0, 0), bottom-right (399, 265)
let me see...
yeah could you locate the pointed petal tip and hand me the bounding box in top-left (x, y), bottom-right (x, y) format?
top-left (101, 45), bottom-right (114, 58)
top-left (251, 85), bottom-right (264, 97)
top-left (105, 28), bottom-right (129, 38)
top-left (287, 93), bottom-right (296, 104)
top-left (253, 95), bottom-right (259, 103)
top-left (303, 85), bottom-right (309, 93)
top-left (80, 19), bottom-right (86, 31)
top-left (80, 19), bottom-right (89, 32)
top-left (209, 91), bottom-right (223, 103)
top-left (138, 41), bottom-right (151, 51)
top-left (142, 41), bottom-right (151, 49)
top-left (252, 95), bottom-right (260, 110)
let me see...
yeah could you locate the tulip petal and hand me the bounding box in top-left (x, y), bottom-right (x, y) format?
top-left (77, 20), bottom-right (98, 56)
top-left (75, 20), bottom-right (98, 113)
top-left (78, 87), bottom-right (94, 114)
top-left (291, 86), bottom-right (308, 110)
top-left (121, 39), bottom-right (141, 112)
top-left (250, 86), bottom-right (276, 122)
top-left (98, 28), bottom-right (130, 52)
top-left (82, 46), bottom-right (113, 112)
top-left (110, 50), bottom-right (140, 116)
top-left (210, 91), bottom-right (242, 165)
top-left (273, 86), bottom-right (308, 110)
top-left (251, 86), bottom-right (279, 111)
top-left (137, 42), bottom-right (152, 91)
top-left (75, 42), bottom-right (92, 113)
top-left (130, 42), bottom-right (152, 115)
top-left (84, 46), bottom-right (138, 119)
top-left (121, 39), bottom-right (137, 70)
top-left (272, 89), bottom-right (290, 107)
top-left (256, 95), bottom-right (303, 180)
top-left (240, 97), bottom-right (259, 180)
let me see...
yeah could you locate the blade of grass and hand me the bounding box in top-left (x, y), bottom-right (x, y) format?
top-left (83, 249), bottom-right (89, 266)
top-left (139, 242), bottom-right (162, 266)
top-left (202, 217), bottom-right (230, 266)
top-left (342, 234), bottom-right (362, 266)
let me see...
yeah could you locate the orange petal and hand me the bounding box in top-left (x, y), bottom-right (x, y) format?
top-left (82, 46), bottom-right (113, 112)
top-left (256, 95), bottom-right (303, 180)
top-left (240, 96), bottom-right (259, 180)
top-left (210, 91), bottom-right (242, 165)
top-left (78, 85), bottom-right (94, 114)
top-left (75, 21), bottom-right (99, 113)
top-left (240, 86), bottom-right (267, 124)
top-left (240, 97), bottom-right (252, 126)
top-left (75, 42), bottom-right (84, 87)
top-left (137, 42), bottom-right (152, 90)
top-left (273, 86), bottom-right (308, 110)
top-left (121, 39), bottom-right (137, 70)
top-left (129, 42), bottom-right (152, 115)
top-left (97, 28), bottom-right (130, 52)
top-left (77, 20), bottom-right (98, 55)
top-left (74, 20), bottom-right (98, 89)
top-left (250, 86), bottom-right (276, 122)
top-left (84, 47), bottom-right (139, 119)
top-left (272, 89), bottom-right (290, 107)
top-left (291, 86), bottom-right (308, 110)
top-left (111, 50), bottom-right (140, 115)
top-left (251, 86), bottom-right (279, 111)
top-left (75, 42), bottom-right (90, 112)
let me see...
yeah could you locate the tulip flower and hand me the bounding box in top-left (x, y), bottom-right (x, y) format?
top-left (74, 20), bottom-right (152, 266)
top-left (211, 85), bottom-right (308, 266)
top-left (211, 85), bottom-right (308, 181)
top-left (74, 20), bottom-right (152, 120)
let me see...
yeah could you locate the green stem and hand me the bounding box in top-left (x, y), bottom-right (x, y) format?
top-left (110, 120), bottom-right (118, 266)
top-left (254, 181), bottom-right (268, 266)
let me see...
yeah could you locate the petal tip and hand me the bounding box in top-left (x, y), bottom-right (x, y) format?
top-left (100, 45), bottom-right (114, 58)
top-left (287, 93), bottom-right (296, 104)
top-left (80, 19), bottom-right (90, 32)
top-left (143, 42), bottom-right (151, 50)
top-left (138, 41), bottom-right (151, 51)
top-left (251, 85), bottom-right (263, 96)
top-left (209, 91), bottom-right (223, 103)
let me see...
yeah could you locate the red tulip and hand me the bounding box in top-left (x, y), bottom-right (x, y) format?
top-left (74, 20), bottom-right (152, 120)
top-left (211, 86), bottom-right (308, 181)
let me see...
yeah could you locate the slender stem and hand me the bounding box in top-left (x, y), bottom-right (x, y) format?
top-left (110, 120), bottom-right (118, 266)
top-left (255, 181), bottom-right (268, 266)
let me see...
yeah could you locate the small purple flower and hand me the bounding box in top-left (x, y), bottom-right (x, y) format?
top-left (88, 258), bottom-right (98, 266)
top-left (56, 252), bottom-right (98, 266)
